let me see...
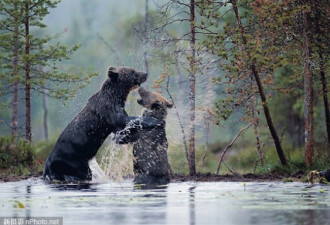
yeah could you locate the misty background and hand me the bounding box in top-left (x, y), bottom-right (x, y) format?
top-left (0, 0), bottom-right (232, 145)
top-left (2, 0), bottom-right (327, 174)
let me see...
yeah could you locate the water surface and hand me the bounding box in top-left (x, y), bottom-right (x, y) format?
top-left (0, 179), bottom-right (329, 225)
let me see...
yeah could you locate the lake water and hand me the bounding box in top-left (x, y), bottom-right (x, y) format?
top-left (0, 179), bottom-right (329, 225)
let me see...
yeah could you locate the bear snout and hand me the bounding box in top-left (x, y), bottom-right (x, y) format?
top-left (139, 72), bottom-right (148, 84)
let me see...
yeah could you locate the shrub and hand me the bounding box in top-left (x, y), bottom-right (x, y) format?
top-left (0, 136), bottom-right (34, 168)
top-left (32, 139), bottom-right (55, 162)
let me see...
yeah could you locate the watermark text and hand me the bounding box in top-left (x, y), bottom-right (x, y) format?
top-left (1, 217), bottom-right (62, 225)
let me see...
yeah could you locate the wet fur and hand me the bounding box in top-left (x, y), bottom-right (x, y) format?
top-left (43, 67), bottom-right (147, 182)
top-left (116, 87), bottom-right (172, 185)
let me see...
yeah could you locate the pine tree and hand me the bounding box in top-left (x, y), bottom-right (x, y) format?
top-left (250, 0), bottom-right (329, 165)
top-left (0, 0), bottom-right (97, 142)
top-left (308, 0), bottom-right (330, 150)
top-left (0, 0), bottom-right (23, 137)
top-left (199, 0), bottom-right (288, 165)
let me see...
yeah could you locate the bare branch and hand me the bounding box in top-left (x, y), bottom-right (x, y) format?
top-left (216, 123), bottom-right (252, 174)
top-left (165, 73), bottom-right (189, 162)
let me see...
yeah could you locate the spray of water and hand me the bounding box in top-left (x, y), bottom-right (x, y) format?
top-left (89, 157), bottom-right (108, 182)
top-left (87, 45), bottom-right (219, 179)
top-left (92, 134), bottom-right (134, 182)
top-left (89, 69), bottom-right (217, 181)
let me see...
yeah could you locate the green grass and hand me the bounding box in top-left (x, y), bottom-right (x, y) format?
top-left (168, 143), bottom-right (189, 175)
top-left (168, 141), bottom-right (330, 177)
top-left (223, 144), bottom-right (329, 176)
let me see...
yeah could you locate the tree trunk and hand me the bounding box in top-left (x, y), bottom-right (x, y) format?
top-left (231, 1), bottom-right (287, 165)
top-left (252, 102), bottom-right (263, 166)
top-left (11, 0), bottom-right (19, 138)
top-left (188, 0), bottom-right (196, 176)
top-left (42, 85), bottom-right (48, 140)
top-left (302, 10), bottom-right (314, 167)
top-left (319, 56), bottom-right (330, 148)
top-left (251, 65), bottom-right (287, 165)
top-left (144, 0), bottom-right (149, 86)
top-left (254, 124), bottom-right (263, 166)
top-left (310, 0), bottom-right (330, 149)
top-left (12, 79), bottom-right (18, 137)
top-left (25, 1), bottom-right (31, 142)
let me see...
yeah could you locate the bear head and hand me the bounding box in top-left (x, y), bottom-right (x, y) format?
top-left (107, 66), bottom-right (148, 91)
top-left (137, 87), bottom-right (173, 120)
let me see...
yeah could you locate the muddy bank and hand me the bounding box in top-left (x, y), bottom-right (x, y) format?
top-left (0, 171), bottom-right (305, 183)
top-left (172, 171), bottom-right (305, 182)
top-left (0, 171), bottom-right (42, 183)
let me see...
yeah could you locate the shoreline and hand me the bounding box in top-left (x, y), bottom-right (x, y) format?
top-left (0, 171), bottom-right (306, 183)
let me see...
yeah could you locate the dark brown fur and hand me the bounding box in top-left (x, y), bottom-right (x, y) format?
top-left (43, 67), bottom-right (148, 182)
top-left (116, 87), bottom-right (172, 184)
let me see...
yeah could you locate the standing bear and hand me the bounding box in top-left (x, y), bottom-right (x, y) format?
top-left (43, 67), bottom-right (162, 182)
top-left (115, 87), bottom-right (173, 185)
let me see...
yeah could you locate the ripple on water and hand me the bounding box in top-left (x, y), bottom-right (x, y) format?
top-left (0, 180), bottom-right (329, 225)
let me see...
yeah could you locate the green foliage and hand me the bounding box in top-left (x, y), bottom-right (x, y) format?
top-left (201, 0), bottom-right (292, 126)
top-left (223, 144), bottom-right (330, 176)
top-left (0, 136), bottom-right (33, 168)
top-left (168, 143), bottom-right (189, 175)
top-left (197, 0), bottom-right (329, 168)
top-left (0, 0), bottom-right (328, 176)
top-left (32, 139), bottom-right (56, 162)
top-left (0, 0), bottom-right (98, 100)
top-left (0, 136), bottom-right (57, 176)
top-left (0, 0), bottom-right (98, 140)
top-left (145, 135), bottom-right (330, 176)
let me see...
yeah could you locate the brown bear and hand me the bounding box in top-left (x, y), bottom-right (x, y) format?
top-left (320, 169), bottom-right (330, 181)
top-left (43, 67), bottom-right (163, 182)
top-left (115, 87), bottom-right (173, 185)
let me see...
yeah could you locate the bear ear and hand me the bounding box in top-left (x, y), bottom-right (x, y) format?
top-left (166, 100), bottom-right (173, 108)
top-left (108, 67), bottom-right (119, 81)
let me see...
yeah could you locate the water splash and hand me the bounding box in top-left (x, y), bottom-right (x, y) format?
top-left (89, 157), bottom-right (108, 183)
top-left (97, 135), bottom-right (134, 182)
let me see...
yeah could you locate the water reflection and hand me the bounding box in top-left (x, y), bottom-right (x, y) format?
top-left (25, 186), bottom-right (31, 218)
top-left (248, 209), bottom-right (330, 225)
top-left (133, 183), bottom-right (168, 190)
top-left (0, 181), bottom-right (329, 225)
top-left (49, 183), bottom-right (98, 192)
top-left (189, 186), bottom-right (196, 225)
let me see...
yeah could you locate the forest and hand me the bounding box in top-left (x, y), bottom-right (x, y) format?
top-left (0, 0), bottom-right (329, 180)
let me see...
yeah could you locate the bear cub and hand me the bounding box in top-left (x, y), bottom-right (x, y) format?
top-left (116, 87), bottom-right (173, 185)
